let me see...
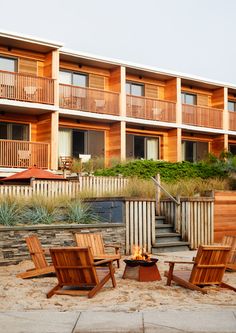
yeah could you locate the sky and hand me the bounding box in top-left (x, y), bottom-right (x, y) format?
top-left (1, 0), bottom-right (236, 84)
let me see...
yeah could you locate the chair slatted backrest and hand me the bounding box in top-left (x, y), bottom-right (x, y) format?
top-left (75, 233), bottom-right (105, 257)
top-left (49, 247), bottom-right (99, 286)
top-left (26, 235), bottom-right (48, 269)
top-left (222, 235), bottom-right (236, 265)
top-left (189, 245), bottom-right (231, 286)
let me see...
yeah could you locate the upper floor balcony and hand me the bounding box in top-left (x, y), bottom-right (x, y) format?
top-left (59, 84), bottom-right (120, 116)
top-left (0, 139), bottom-right (50, 169)
top-left (182, 104), bottom-right (223, 129)
top-left (126, 95), bottom-right (176, 122)
top-left (0, 70), bottom-right (54, 105)
top-left (229, 111), bottom-right (236, 131)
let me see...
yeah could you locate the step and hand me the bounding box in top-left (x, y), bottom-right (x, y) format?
top-left (155, 224), bottom-right (174, 233)
top-left (152, 241), bottom-right (190, 253)
top-left (155, 216), bottom-right (166, 224)
top-left (156, 233), bottom-right (182, 243)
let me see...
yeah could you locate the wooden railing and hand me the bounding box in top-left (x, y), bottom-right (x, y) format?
top-left (126, 95), bottom-right (176, 122)
top-left (59, 84), bottom-right (120, 115)
top-left (0, 70), bottom-right (54, 104)
top-left (182, 104), bottom-right (223, 129)
top-left (229, 111), bottom-right (236, 131)
top-left (159, 197), bottom-right (214, 249)
top-left (0, 140), bottom-right (50, 169)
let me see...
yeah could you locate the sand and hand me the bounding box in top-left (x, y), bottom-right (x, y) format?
top-left (0, 251), bottom-right (235, 312)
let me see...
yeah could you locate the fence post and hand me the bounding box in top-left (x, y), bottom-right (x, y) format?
top-left (155, 174), bottom-right (161, 215)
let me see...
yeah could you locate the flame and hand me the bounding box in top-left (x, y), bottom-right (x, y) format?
top-left (132, 246), bottom-right (151, 261)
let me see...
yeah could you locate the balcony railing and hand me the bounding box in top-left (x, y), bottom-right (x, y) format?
top-left (0, 71), bottom-right (54, 104)
top-left (126, 95), bottom-right (176, 122)
top-left (182, 104), bottom-right (223, 129)
top-left (0, 140), bottom-right (50, 169)
top-left (229, 111), bottom-right (236, 131)
top-left (59, 84), bottom-right (120, 116)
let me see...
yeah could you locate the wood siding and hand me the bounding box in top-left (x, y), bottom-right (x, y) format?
top-left (214, 191), bottom-right (236, 242)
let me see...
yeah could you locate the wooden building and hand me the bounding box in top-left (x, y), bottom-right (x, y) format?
top-left (1, 31), bottom-right (236, 174)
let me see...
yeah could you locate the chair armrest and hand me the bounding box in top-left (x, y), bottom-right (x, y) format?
top-left (164, 261), bottom-right (194, 264)
top-left (104, 244), bottom-right (121, 254)
top-left (93, 258), bottom-right (114, 266)
top-left (104, 244), bottom-right (121, 249)
top-left (43, 248), bottom-right (50, 255)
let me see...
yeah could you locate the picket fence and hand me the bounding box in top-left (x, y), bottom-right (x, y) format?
top-left (0, 177), bottom-right (129, 197)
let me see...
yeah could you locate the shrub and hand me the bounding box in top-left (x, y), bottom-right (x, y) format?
top-left (94, 160), bottom-right (227, 181)
top-left (64, 201), bottom-right (99, 224)
top-left (21, 196), bottom-right (62, 225)
top-left (0, 198), bottom-right (22, 226)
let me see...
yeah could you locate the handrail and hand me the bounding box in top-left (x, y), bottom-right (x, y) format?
top-left (151, 176), bottom-right (180, 205)
top-left (151, 174), bottom-right (181, 235)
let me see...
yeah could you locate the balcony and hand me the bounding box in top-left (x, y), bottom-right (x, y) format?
top-left (229, 111), bottom-right (236, 131)
top-left (182, 104), bottom-right (223, 129)
top-left (59, 84), bottom-right (120, 116)
top-left (0, 71), bottom-right (54, 105)
top-left (126, 95), bottom-right (176, 122)
top-left (0, 140), bottom-right (50, 169)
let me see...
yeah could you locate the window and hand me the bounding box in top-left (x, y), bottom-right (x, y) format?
top-left (182, 140), bottom-right (208, 162)
top-left (229, 144), bottom-right (236, 155)
top-left (0, 122), bottom-right (29, 140)
top-left (126, 134), bottom-right (159, 160)
top-left (126, 82), bottom-right (144, 96)
top-left (228, 101), bottom-right (236, 112)
top-left (0, 56), bottom-right (16, 72)
top-left (58, 128), bottom-right (104, 158)
top-left (181, 92), bottom-right (197, 105)
top-left (59, 70), bottom-right (88, 87)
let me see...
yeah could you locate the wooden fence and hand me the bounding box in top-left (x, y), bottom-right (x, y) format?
top-left (125, 199), bottom-right (156, 254)
top-left (160, 197), bottom-right (214, 249)
top-left (0, 177), bottom-right (129, 197)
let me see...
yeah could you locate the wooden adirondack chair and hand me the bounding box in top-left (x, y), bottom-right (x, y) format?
top-left (75, 233), bottom-right (121, 268)
top-left (222, 235), bottom-right (236, 271)
top-left (47, 247), bottom-right (116, 298)
top-left (164, 245), bottom-right (236, 294)
top-left (17, 235), bottom-right (55, 279)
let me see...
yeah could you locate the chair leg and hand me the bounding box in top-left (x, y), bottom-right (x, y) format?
top-left (109, 262), bottom-right (116, 288)
top-left (166, 263), bottom-right (175, 286)
top-left (47, 284), bottom-right (61, 298)
top-left (220, 282), bottom-right (236, 292)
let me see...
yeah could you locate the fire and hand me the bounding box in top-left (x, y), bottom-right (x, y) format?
top-left (132, 246), bottom-right (151, 261)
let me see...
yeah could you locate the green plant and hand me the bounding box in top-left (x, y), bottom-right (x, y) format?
top-left (94, 159), bottom-right (227, 181)
top-left (21, 196), bottom-right (62, 225)
top-left (0, 198), bottom-right (22, 226)
top-left (65, 201), bottom-right (99, 224)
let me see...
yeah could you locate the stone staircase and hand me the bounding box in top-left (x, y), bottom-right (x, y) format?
top-left (152, 216), bottom-right (189, 254)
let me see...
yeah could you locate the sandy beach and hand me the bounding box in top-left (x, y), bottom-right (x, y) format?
top-left (0, 251), bottom-right (235, 312)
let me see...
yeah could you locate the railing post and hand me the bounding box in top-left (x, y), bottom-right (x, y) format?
top-left (155, 174), bottom-right (161, 215)
top-left (175, 195), bottom-right (181, 234)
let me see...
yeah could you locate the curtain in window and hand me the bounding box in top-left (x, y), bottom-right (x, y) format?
top-left (146, 138), bottom-right (158, 160)
top-left (59, 129), bottom-right (72, 157)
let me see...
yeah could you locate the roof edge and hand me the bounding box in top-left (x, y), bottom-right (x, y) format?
top-left (0, 29), bottom-right (63, 49)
